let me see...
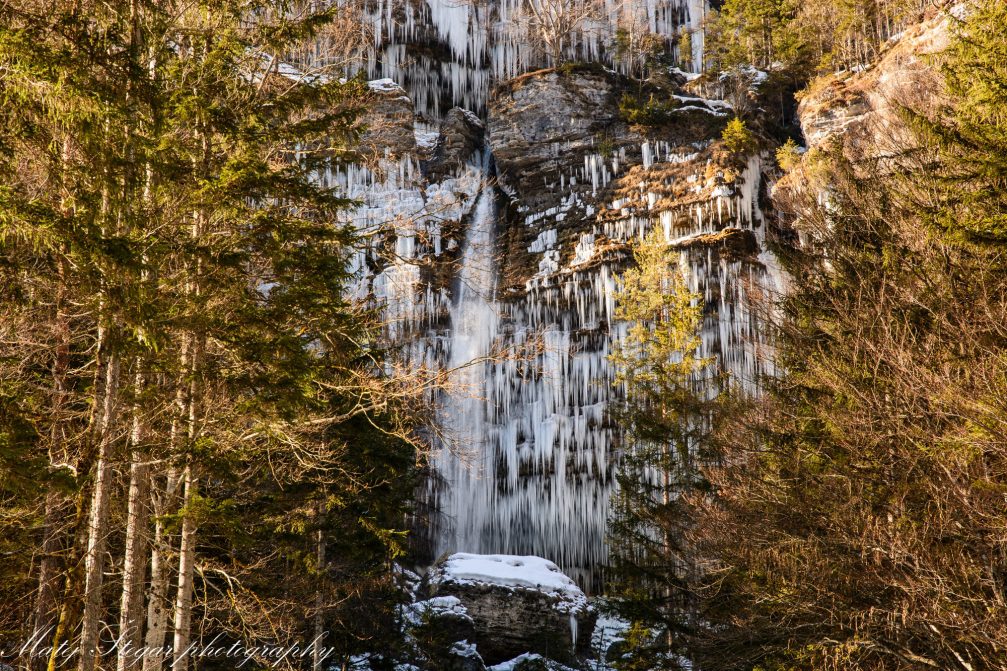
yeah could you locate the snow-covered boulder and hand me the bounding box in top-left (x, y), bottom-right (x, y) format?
top-left (425, 553), bottom-right (596, 665)
top-left (488, 653), bottom-right (579, 671)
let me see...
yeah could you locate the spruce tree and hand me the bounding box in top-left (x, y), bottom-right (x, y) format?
top-left (0, 1), bottom-right (419, 667)
top-left (677, 3), bottom-right (1007, 669)
top-left (606, 229), bottom-right (717, 669)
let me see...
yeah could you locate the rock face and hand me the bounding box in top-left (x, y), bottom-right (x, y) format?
top-left (487, 66), bottom-right (737, 293)
top-left (489, 67), bottom-right (641, 214)
top-left (778, 6), bottom-right (955, 232)
top-left (411, 65), bottom-right (784, 591)
top-left (424, 554), bottom-right (596, 666)
top-left (797, 7), bottom-right (951, 154)
top-left (359, 78), bottom-right (418, 158)
top-left (427, 108), bottom-right (486, 180)
top-left (345, 62), bottom-right (784, 596)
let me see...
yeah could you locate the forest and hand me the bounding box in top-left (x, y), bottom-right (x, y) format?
top-left (0, 0), bottom-right (1005, 670)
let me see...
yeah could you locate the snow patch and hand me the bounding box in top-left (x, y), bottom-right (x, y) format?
top-left (401, 595), bottom-right (472, 627)
top-left (433, 553), bottom-right (588, 610)
top-left (461, 108), bottom-right (485, 129)
top-left (489, 653), bottom-right (578, 671)
top-left (414, 129), bottom-right (440, 150)
top-left (368, 78), bottom-right (403, 93)
top-left (669, 66), bottom-right (702, 82)
top-left (449, 640), bottom-right (481, 658)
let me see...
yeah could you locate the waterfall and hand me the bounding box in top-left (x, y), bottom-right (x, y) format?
top-left (324, 0), bottom-right (783, 591)
top-left (432, 178), bottom-right (501, 554)
top-left (422, 158), bottom-right (783, 590)
top-left (428, 163), bottom-right (618, 590)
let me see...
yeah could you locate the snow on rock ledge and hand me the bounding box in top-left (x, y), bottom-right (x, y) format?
top-left (425, 553), bottom-right (596, 666)
top-left (433, 554), bottom-right (588, 610)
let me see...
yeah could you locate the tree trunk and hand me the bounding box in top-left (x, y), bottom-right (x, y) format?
top-left (47, 490), bottom-right (90, 671)
top-left (141, 469), bottom-right (178, 671)
top-left (117, 376), bottom-right (150, 671)
top-left (79, 350), bottom-right (122, 671)
top-left (118, 10), bottom-right (151, 662)
top-left (32, 491), bottom-right (64, 670)
top-left (171, 466), bottom-right (198, 671)
top-left (312, 520), bottom-right (326, 671)
top-left (34, 288), bottom-right (71, 671)
top-left (144, 345), bottom-right (190, 671)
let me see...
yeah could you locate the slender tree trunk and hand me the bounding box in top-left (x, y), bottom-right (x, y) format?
top-left (47, 490), bottom-right (90, 671)
top-left (142, 469), bottom-right (179, 671)
top-left (312, 517), bottom-right (326, 671)
top-left (171, 465), bottom-right (198, 671)
top-left (144, 364), bottom-right (188, 671)
top-left (79, 350), bottom-right (122, 671)
top-left (171, 338), bottom-right (203, 670)
top-left (34, 286), bottom-right (72, 671)
top-left (32, 491), bottom-right (64, 669)
top-left (117, 368), bottom-right (150, 671)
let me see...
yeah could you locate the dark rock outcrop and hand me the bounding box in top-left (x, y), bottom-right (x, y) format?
top-left (423, 554), bottom-right (596, 666)
top-left (488, 67), bottom-right (641, 214)
top-left (358, 79), bottom-right (418, 158)
top-left (427, 107), bottom-right (486, 180)
top-left (672, 227), bottom-right (760, 261)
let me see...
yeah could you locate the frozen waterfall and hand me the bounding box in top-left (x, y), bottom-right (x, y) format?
top-left (425, 167), bottom-right (619, 589)
top-left (431, 181), bottom-right (501, 555)
top-left (423, 152), bottom-right (783, 590)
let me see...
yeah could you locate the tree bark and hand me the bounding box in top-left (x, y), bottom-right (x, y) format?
top-left (144, 343), bottom-right (190, 671)
top-left (312, 520), bottom-right (326, 671)
top-left (47, 491), bottom-right (90, 671)
top-left (32, 491), bottom-right (64, 670)
top-left (79, 350), bottom-right (122, 671)
top-left (34, 285), bottom-right (72, 671)
top-left (171, 465), bottom-right (198, 671)
top-left (117, 372), bottom-right (150, 671)
top-left (141, 469), bottom-right (178, 671)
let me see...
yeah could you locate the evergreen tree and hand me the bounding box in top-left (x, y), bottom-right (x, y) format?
top-left (0, 1), bottom-right (419, 668)
top-left (678, 3), bottom-right (1007, 669)
top-left (907, 0), bottom-right (1007, 245)
top-left (606, 229), bottom-right (717, 669)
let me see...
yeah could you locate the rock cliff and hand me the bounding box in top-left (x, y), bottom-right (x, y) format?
top-left (344, 61), bottom-right (785, 591)
top-left (777, 5), bottom-right (954, 232)
top-left (796, 7), bottom-right (952, 156)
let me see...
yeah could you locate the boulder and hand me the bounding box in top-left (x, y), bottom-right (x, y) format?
top-left (425, 554), bottom-right (596, 666)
